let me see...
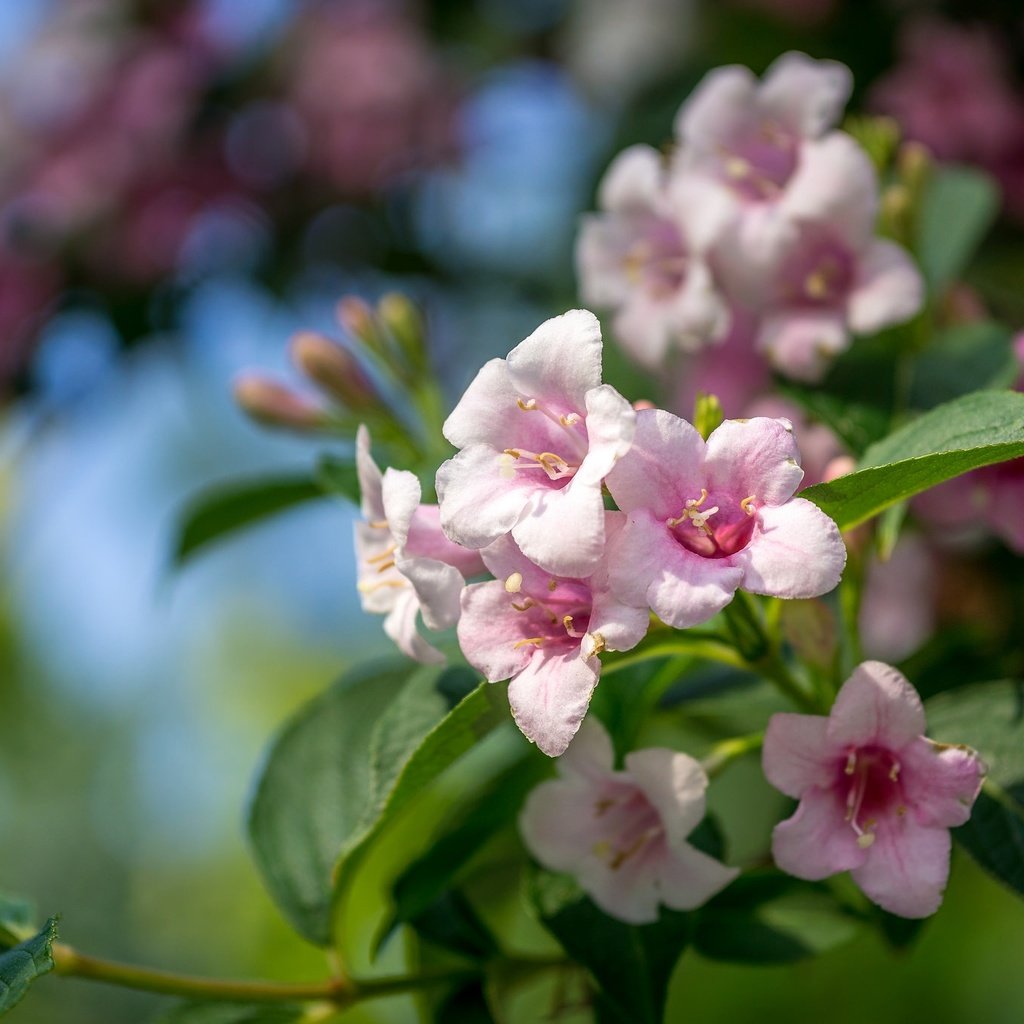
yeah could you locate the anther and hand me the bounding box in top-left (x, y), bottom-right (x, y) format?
top-left (857, 832), bottom-right (876, 849)
top-left (511, 599), bottom-right (536, 612)
top-left (366, 545), bottom-right (397, 564)
top-left (504, 572), bottom-right (523, 594)
top-left (740, 495), bottom-right (757, 516)
top-left (512, 636), bottom-right (545, 649)
top-left (844, 751), bottom-right (857, 775)
top-left (560, 413), bottom-right (581, 427)
top-left (547, 579), bottom-right (558, 592)
top-left (516, 397), bottom-right (537, 411)
top-left (889, 760), bottom-right (901, 782)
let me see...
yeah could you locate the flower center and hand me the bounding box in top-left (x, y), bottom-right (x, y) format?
top-left (499, 447), bottom-right (577, 482)
top-left (839, 745), bottom-right (905, 849)
top-left (621, 218), bottom-right (689, 298)
top-left (716, 121), bottom-right (798, 202)
top-left (505, 574), bottom-right (594, 652)
top-left (667, 490), bottom-right (758, 558)
top-left (591, 789), bottom-right (664, 869)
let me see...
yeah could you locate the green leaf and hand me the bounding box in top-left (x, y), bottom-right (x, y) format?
top-left (909, 321), bottom-right (1018, 409)
top-left (802, 390), bottom-right (1024, 529)
top-left (384, 758), bottom-right (546, 953)
top-left (692, 872), bottom-right (858, 964)
top-left (248, 661), bottom-right (504, 947)
top-left (405, 890), bottom-right (500, 961)
top-left (247, 659), bottom-right (434, 945)
top-left (916, 165), bottom-right (999, 291)
top-left (155, 1004), bottom-right (305, 1024)
top-left (314, 456), bottom-right (361, 506)
top-left (331, 680), bottom-right (506, 923)
top-left (173, 476), bottom-right (324, 566)
top-left (529, 871), bottom-right (689, 1024)
top-left (925, 680), bottom-right (1024, 898)
top-left (0, 917), bottom-right (58, 1015)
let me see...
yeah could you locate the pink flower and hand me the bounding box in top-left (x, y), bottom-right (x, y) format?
top-left (519, 717), bottom-right (738, 923)
top-left (355, 426), bottom-right (484, 665)
top-left (763, 661), bottom-right (985, 918)
top-left (576, 144), bottom-right (730, 368)
top-left (436, 310), bottom-right (635, 578)
top-left (724, 133), bottom-right (924, 381)
top-left (605, 412), bottom-right (846, 628)
top-left (674, 51), bottom-right (852, 209)
top-left (458, 523), bottom-right (648, 756)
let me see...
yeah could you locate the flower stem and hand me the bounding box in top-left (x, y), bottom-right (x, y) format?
top-left (701, 731), bottom-right (765, 777)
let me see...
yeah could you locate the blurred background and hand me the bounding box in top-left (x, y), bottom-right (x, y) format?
top-left (2, 0), bottom-right (1024, 1020)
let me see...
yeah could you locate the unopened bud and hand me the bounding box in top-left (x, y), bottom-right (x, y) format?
top-left (377, 292), bottom-right (425, 368)
top-left (290, 331), bottom-right (376, 411)
top-left (880, 184), bottom-right (912, 243)
top-left (842, 115), bottom-right (900, 172)
top-left (693, 392), bottom-right (723, 440)
top-left (897, 140), bottom-right (932, 196)
top-left (336, 296), bottom-right (377, 346)
top-left (233, 374), bottom-right (326, 431)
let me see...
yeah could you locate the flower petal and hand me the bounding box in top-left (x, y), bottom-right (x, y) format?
top-left (772, 786), bottom-right (867, 880)
top-left (901, 737), bottom-right (985, 829)
top-left (518, 776), bottom-right (605, 870)
top-left (511, 475), bottom-right (606, 578)
top-left (442, 357), bottom-right (517, 450)
top-left (457, 580), bottom-right (535, 683)
top-left (383, 589), bottom-right (446, 665)
top-left (675, 65), bottom-right (758, 151)
top-left (760, 52), bottom-right (853, 137)
top-left (506, 309), bottom-right (603, 411)
top-left (625, 748), bottom-right (707, 847)
top-left (576, 215), bottom-right (634, 308)
top-left (507, 648), bottom-right (601, 756)
top-left (850, 817), bottom-right (950, 918)
top-left (577, 384), bottom-right (636, 485)
top-left (757, 309), bottom-right (849, 382)
top-left (577, 852), bottom-right (661, 925)
top-left (381, 468), bottom-right (422, 548)
top-left (405, 504), bottom-right (486, 577)
top-left (703, 417), bottom-right (805, 506)
top-left (436, 444), bottom-right (535, 551)
top-left (656, 842), bottom-right (739, 911)
top-left (396, 554), bottom-right (465, 632)
top-left (736, 498), bottom-right (846, 598)
top-left (827, 661), bottom-right (927, 750)
top-left (597, 144), bottom-right (664, 212)
top-left (763, 712), bottom-right (838, 798)
top-left (605, 408), bottom-right (705, 517)
top-left (558, 715), bottom-right (616, 778)
top-left (847, 238), bottom-right (925, 335)
top-left (356, 423), bottom-right (384, 520)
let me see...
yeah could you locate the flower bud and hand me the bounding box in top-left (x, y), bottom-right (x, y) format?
top-left (897, 140), bottom-right (932, 197)
top-left (289, 331), bottom-right (377, 411)
top-left (336, 296), bottom-right (379, 348)
top-left (233, 374), bottom-right (326, 431)
top-left (693, 391), bottom-right (723, 440)
top-left (378, 292), bottom-right (426, 369)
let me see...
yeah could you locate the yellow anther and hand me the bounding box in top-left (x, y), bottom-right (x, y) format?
top-left (805, 269), bottom-right (830, 300)
top-left (889, 761), bottom-right (901, 781)
top-left (548, 579), bottom-right (558, 592)
top-left (896, 805), bottom-right (907, 817)
top-left (366, 545), bottom-right (397, 564)
top-left (376, 559), bottom-right (395, 573)
top-left (857, 832), bottom-right (876, 849)
top-left (511, 599), bottom-right (536, 612)
top-left (588, 632), bottom-right (607, 656)
top-left (844, 751), bottom-right (857, 775)
top-left (740, 494), bottom-right (757, 516)
top-left (368, 518), bottom-right (389, 530)
top-left (357, 579), bottom-right (406, 593)
top-left (504, 572), bottom-right (523, 594)
top-left (687, 488), bottom-right (709, 509)
top-left (724, 155), bottom-right (751, 179)
top-left (516, 397), bottom-right (537, 411)
top-left (560, 413), bottom-right (581, 427)
top-left (503, 448), bottom-right (522, 459)
top-left (513, 636), bottom-right (545, 649)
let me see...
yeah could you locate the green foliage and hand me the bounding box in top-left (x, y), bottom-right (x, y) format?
top-left (0, 917), bottom-right (58, 1016)
top-left (926, 681), bottom-right (1024, 899)
top-left (802, 390), bottom-right (1024, 528)
top-left (916, 165), bottom-right (1000, 292)
top-left (692, 872), bottom-right (859, 964)
top-left (529, 871), bottom-right (689, 1024)
top-left (247, 660), bottom-right (504, 946)
top-left (173, 476), bottom-right (324, 566)
top-left (0, 897), bottom-right (36, 950)
top-left (313, 455), bottom-right (362, 506)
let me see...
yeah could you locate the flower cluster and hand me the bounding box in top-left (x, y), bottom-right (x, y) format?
top-left (577, 53), bottom-right (925, 381)
top-left (356, 308), bottom-right (846, 753)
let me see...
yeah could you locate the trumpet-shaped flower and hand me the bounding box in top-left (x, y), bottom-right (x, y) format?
top-left (519, 718), bottom-right (738, 923)
top-left (605, 411), bottom-right (845, 628)
top-left (436, 310), bottom-right (635, 578)
top-left (458, 523), bottom-right (648, 756)
top-left (763, 661), bottom-right (985, 918)
top-left (674, 51), bottom-right (852, 207)
top-left (576, 144), bottom-right (730, 368)
top-left (355, 426), bottom-right (484, 664)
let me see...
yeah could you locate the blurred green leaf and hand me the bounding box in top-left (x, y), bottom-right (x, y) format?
top-left (405, 890), bottom-right (500, 962)
top-left (802, 390), bottom-right (1024, 528)
top-left (916, 165), bottom-right (999, 292)
top-left (247, 659), bottom-right (437, 945)
top-left (156, 1004), bottom-right (305, 1024)
top-left (529, 871), bottom-right (689, 1024)
top-left (926, 680), bottom-right (1024, 898)
top-left (314, 456), bottom-right (361, 506)
top-left (0, 917), bottom-right (58, 1016)
top-left (692, 872), bottom-right (858, 964)
top-left (380, 758), bottom-right (546, 956)
top-left (331, 679), bottom-right (506, 927)
top-left (173, 476), bottom-right (323, 566)
top-left (909, 321), bottom-right (1018, 409)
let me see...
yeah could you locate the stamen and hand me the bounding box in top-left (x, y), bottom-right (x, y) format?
top-left (740, 495), bottom-right (757, 516)
top-left (889, 760), bottom-right (901, 782)
top-left (513, 636), bottom-right (545, 649)
top-left (357, 579), bottom-right (406, 593)
top-left (547, 579), bottom-right (558, 592)
top-left (366, 545), bottom-right (397, 564)
top-left (368, 518), bottom-right (389, 530)
top-left (563, 615), bottom-right (585, 639)
top-left (666, 489), bottom-right (720, 534)
top-left (375, 560), bottom-right (395, 573)
top-left (857, 832), bottom-right (876, 849)
top-left (511, 599), bottom-right (536, 612)
top-left (844, 751), bottom-right (857, 775)
top-left (594, 798), bottom-right (615, 816)
top-left (805, 269), bottom-right (830, 300)
top-left (498, 452), bottom-right (517, 479)
top-left (587, 632), bottom-right (607, 656)
top-left (503, 448), bottom-right (522, 459)
top-left (516, 398), bottom-right (537, 411)
top-left (724, 155), bottom-right (751, 180)
top-left (560, 413), bottom-right (581, 427)
top-left (504, 572), bottom-right (523, 594)
top-left (608, 825), bottom-right (664, 870)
